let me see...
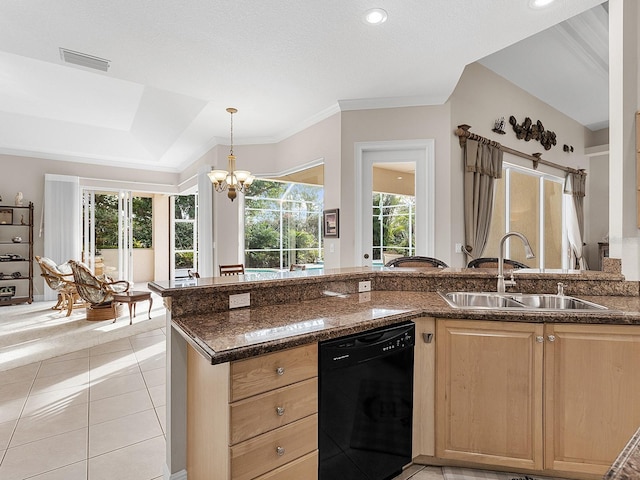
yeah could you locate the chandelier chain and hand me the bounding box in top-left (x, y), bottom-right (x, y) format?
top-left (229, 110), bottom-right (234, 156)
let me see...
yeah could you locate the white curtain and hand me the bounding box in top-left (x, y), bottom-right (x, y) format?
top-left (197, 166), bottom-right (215, 277)
top-left (43, 174), bottom-right (80, 300)
top-left (564, 172), bottom-right (587, 270)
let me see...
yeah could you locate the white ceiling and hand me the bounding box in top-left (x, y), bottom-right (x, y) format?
top-left (480, 1), bottom-right (609, 131)
top-left (0, 0), bottom-right (606, 172)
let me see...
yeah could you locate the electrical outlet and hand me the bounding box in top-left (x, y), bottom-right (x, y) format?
top-left (229, 292), bottom-right (250, 309)
top-left (358, 280), bottom-right (371, 293)
top-left (455, 243), bottom-right (463, 253)
top-left (359, 292), bottom-right (371, 303)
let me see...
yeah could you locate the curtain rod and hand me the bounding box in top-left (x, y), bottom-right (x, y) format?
top-left (454, 124), bottom-right (585, 176)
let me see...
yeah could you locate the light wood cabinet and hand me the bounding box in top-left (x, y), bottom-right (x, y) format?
top-left (412, 317), bottom-right (436, 458)
top-left (436, 319), bottom-right (640, 478)
top-left (544, 323), bottom-right (640, 477)
top-left (187, 344), bottom-right (318, 480)
top-left (435, 319), bottom-right (544, 471)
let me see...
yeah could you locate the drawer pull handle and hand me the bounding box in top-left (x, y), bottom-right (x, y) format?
top-left (276, 406), bottom-right (285, 416)
top-left (276, 446), bottom-right (285, 456)
top-left (276, 367), bottom-right (285, 376)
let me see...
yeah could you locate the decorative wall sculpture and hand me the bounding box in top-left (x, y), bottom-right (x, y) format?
top-left (509, 115), bottom-right (557, 150)
top-left (492, 117), bottom-right (506, 135)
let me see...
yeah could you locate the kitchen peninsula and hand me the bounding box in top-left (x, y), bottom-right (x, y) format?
top-left (149, 267), bottom-right (640, 480)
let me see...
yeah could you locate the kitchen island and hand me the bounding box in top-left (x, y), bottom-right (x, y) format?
top-left (149, 267), bottom-right (640, 480)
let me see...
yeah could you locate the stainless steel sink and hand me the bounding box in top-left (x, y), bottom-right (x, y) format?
top-left (440, 292), bottom-right (607, 311)
top-left (441, 292), bottom-right (525, 309)
top-left (509, 294), bottom-right (607, 310)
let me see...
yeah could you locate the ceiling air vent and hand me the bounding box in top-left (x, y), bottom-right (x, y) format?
top-left (59, 48), bottom-right (111, 72)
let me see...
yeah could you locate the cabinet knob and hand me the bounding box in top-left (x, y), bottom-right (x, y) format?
top-left (275, 406), bottom-right (285, 416)
top-left (536, 336), bottom-right (544, 343)
top-left (276, 366), bottom-right (285, 376)
top-left (548, 335), bottom-right (556, 342)
top-left (276, 446), bottom-right (285, 456)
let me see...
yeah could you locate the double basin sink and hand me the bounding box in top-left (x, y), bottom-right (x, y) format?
top-left (441, 291), bottom-right (607, 311)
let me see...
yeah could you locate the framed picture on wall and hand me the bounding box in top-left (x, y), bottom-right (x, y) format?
top-left (0, 209), bottom-right (12, 225)
top-left (323, 209), bottom-right (339, 238)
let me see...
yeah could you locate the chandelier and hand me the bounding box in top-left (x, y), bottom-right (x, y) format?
top-left (208, 107), bottom-right (255, 201)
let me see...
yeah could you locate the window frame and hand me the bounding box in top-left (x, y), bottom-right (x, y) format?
top-left (490, 162), bottom-right (568, 269)
top-left (244, 179), bottom-right (323, 270)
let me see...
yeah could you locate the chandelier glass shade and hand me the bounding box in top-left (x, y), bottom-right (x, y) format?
top-left (208, 107), bottom-right (254, 201)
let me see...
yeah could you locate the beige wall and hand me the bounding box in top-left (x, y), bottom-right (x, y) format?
top-left (449, 62), bottom-right (595, 267)
top-left (585, 154), bottom-right (610, 269)
top-left (195, 114), bottom-right (342, 269)
top-left (0, 154), bottom-right (179, 297)
top-left (340, 105), bottom-right (452, 267)
top-left (2, 60), bottom-right (614, 285)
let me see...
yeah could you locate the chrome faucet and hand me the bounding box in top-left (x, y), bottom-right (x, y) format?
top-left (497, 232), bottom-right (535, 294)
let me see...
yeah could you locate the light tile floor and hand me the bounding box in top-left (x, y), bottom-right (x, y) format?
top-left (0, 324), bottom-right (445, 480)
top-left (0, 328), bottom-right (167, 480)
top-left (396, 465), bottom-right (445, 479)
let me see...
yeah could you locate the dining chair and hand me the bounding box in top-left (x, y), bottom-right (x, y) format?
top-left (384, 256), bottom-right (449, 268)
top-left (467, 257), bottom-right (530, 269)
top-left (219, 264), bottom-right (245, 276)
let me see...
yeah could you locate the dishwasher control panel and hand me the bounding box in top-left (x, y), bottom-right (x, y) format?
top-left (381, 330), bottom-right (413, 352)
top-left (320, 321), bottom-right (415, 369)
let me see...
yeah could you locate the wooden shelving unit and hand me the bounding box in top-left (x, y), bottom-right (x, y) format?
top-left (0, 202), bottom-right (34, 305)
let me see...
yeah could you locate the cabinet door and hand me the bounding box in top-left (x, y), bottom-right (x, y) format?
top-left (545, 324), bottom-right (640, 476)
top-left (436, 319), bottom-right (544, 471)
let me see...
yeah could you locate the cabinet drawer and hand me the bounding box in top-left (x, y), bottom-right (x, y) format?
top-left (230, 377), bottom-right (317, 444)
top-left (253, 450), bottom-right (318, 480)
top-left (230, 344), bottom-right (317, 401)
top-left (230, 414), bottom-right (318, 480)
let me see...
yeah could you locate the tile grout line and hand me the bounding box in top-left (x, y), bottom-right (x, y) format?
top-left (131, 333), bottom-right (167, 438)
top-left (0, 359), bottom-right (44, 469)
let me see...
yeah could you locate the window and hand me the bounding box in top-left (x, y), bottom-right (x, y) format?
top-left (484, 163), bottom-right (565, 269)
top-left (244, 179), bottom-right (323, 270)
top-left (372, 192), bottom-right (415, 263)
top-left (174, 194), bottom-right (197, 275)
top-left (92, 194), bottom-right (153, 249)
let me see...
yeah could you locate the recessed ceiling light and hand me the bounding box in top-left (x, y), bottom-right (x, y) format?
top-left (364, 8), bottom-right (388, 25)
top-left (529, 0), bottom-right (556, 9)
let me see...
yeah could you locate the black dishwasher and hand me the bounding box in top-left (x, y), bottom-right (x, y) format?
top-left (319, 321), bottom-right (415, 480)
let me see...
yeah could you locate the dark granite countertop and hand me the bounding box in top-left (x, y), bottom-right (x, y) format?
top-left (149, 266), bottom-right (626, 296)
top-left (170, 290), bottom-right (640, 365)
top-left (604, 426), bottom-right (640, 480)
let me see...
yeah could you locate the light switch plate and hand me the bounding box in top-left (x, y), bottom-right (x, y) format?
top-left (229, 292), bottom-right (250, 309)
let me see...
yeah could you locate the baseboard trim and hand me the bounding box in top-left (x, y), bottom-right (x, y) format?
top-left (164, 465), bottom-right (187, 480)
